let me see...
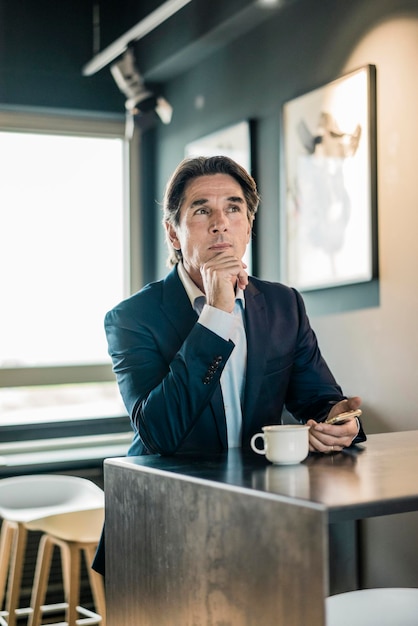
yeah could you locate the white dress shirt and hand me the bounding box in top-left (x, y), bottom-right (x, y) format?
top-left (177, 262), bottom-right (247, 447)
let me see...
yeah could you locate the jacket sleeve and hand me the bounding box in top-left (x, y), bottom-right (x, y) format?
top-left (284, 289), bottom-right (366, 443)
top-left (105, 306), bottom-right (234, 455)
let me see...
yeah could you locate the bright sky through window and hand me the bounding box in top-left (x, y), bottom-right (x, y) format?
top-left (0, 131), bottom-right (126, 367)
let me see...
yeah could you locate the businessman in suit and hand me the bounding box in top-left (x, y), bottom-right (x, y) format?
top-left (93, 155), bottom-right (365, 575)
top-left (105, 155), bottom-right (365, 457)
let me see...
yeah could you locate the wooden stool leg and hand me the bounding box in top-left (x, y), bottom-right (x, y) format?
top-left (28, 534), bottom-right (55, 626)
top-left (84, 544), bottom-right (106, 625)
top-left (0, 520), bottom-right (17, 610)
top-left (62, 541), bottom-right (81, 626)
top-left (5, 523), bottom-right (27, 626)
top-left (28, 535), bottom-right (104, 626)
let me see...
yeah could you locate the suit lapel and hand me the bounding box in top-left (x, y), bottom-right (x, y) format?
top-left (242, 280), bottom-right (268, 441)
top-left (161, 267), bottom-right (198, 344)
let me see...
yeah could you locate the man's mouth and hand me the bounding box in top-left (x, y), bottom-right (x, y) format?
top-left (209, 242), bottom-right (232, 250)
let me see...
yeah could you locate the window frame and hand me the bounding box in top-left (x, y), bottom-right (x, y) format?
top-left (0, 107), bottom-right (139, 447)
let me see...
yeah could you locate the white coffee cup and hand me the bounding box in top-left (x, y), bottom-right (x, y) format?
top-left (250, 424), bottom-right (310, 465)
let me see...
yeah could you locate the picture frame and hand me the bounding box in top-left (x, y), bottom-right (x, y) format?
top-left (282, 65), bottom-right (377, 291)
top-left (185, 120), bottom-right (251, 170)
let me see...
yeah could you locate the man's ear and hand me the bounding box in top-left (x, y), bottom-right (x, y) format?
top-left (165, 222), bottom-right (181, 250)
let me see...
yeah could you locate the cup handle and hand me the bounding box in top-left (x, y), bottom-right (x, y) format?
top-left (250, 433), bottom-right (266, 455)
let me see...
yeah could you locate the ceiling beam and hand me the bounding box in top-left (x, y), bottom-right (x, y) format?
top-left (82, 0), bottom-right (195, 76)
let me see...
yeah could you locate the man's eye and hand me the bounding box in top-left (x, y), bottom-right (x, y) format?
top-left (228, 205), bottom-right (241, 212)
top-left (194, 208), bottom-right (208, 215)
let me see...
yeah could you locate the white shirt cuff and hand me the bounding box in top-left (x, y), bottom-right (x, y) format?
top-left (198, 304), bottom-right (237, 341)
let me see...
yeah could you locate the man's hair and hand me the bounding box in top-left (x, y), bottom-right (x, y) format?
top-left (162, 155), bottom-right (260, 266)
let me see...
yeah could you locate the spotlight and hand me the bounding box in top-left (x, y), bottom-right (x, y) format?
top-left (110, 48), bottom-right (172, 137)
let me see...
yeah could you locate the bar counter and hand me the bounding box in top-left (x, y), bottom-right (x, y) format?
top-left (104, 431), bottom-right (418, 626)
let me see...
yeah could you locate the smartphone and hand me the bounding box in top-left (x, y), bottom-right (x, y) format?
top-left (325, 408), bottom-right (362, 425)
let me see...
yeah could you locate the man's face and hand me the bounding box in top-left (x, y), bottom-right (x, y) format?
top-left (166, 173), bottom-right (252, 289)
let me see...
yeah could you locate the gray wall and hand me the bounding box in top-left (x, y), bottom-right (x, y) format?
top-left (151, 0), bottom-right (418, 438)
top-left (147, 0), bottom-right (418, 588)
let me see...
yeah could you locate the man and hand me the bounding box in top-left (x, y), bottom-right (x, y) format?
top-left (93, 155), bottom-right (365, 575)
top-left (105, 155), bottom-right (365, 457)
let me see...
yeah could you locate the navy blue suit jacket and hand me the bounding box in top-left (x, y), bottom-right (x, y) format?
top-left (104, 266), bottom-right (359, 456)
top-left (93, 266), bottom-right (366, 575)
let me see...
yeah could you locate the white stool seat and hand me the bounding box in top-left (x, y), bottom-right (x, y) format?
top-left (0, 474), bottom-right (105, 626)
top-left (326, 587), bottom-right (418, 625)
top-left (0, 474), bottom-right (104, 525)
top-left (26, 508), bottom-right (104, 543)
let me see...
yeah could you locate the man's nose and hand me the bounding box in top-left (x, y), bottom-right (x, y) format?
top-left (210, 211), bottom-right (228, 232)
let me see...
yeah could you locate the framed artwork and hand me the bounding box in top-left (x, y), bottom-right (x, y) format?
top-left (185, 121), bottom-right (253, 271)
top-left (185, 121), bottom-right (251, 170)
top-left (282, 65), bottom-right (377, 290)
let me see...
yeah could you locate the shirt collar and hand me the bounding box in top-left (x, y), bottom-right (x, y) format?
top-left (177, 261), bottom-right (245, 308)
top-left (177, 261), bottom-right (204, 307)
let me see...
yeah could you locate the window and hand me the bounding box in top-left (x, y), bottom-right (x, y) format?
top-left (0, 109), bottom-right (132, 431)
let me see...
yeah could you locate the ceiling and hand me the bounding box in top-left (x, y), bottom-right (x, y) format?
top-left (85, 0), bottom-right (296, 83)
top-left (0, 0), bottom-right (296, 113)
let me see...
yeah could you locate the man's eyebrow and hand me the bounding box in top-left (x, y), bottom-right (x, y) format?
top-left (189, 198), bottom-right (209, 208)
top-left (189, 195), bottom-right (245, 208)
